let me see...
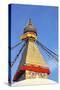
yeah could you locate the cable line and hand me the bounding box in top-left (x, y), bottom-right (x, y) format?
top-left (36, 40), bottom-right (58, 62)
top-left (9, 41), bottom-right (23, 50)
top-left (11, 42), bottom-right (26, 67)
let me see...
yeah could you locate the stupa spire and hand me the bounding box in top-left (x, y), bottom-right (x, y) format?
top-left (24, 18), bottom-right (37, 35)
top-left (28, 18), bottom-right (32, 25)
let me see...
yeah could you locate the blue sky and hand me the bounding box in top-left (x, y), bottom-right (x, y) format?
top-left (10, 4), bottom-right (58, 82)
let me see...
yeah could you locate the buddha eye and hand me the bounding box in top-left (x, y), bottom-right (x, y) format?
top-left (32, 72), bottom-right (35, 75)
top-left (31, 72), bottom-right (36, 78)
top-left (40, 73), bottom-right (44, 78)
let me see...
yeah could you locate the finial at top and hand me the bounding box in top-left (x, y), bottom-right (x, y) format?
top-left (28, 18), bottom-right (32, 25)
top-left (24, 18), bottom-right (37, 35)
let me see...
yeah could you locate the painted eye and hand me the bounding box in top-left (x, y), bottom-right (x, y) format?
top-left (40, 73), bottom-right (45, 78)
top-left (31, 72), bottom-right (36, 78)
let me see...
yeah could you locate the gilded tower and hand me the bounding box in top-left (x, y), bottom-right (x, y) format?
top-left (13, 19), bottom-right (50, 81)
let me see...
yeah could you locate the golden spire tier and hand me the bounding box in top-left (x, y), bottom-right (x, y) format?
top-left (20, 18), bottom-right (37, 40)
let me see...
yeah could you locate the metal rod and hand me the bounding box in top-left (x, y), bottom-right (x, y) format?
top-left (9, 41), bottom-right (23, 50)
top-left (37, 40), bottom-right (58, 57)
top-left (11, 42), bottom-right (26, 67)
top-left (36, 40), bottom-right (58, 62)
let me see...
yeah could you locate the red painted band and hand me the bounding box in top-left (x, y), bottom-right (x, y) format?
top-left (20, 65), bottom-right (50, 74)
